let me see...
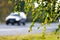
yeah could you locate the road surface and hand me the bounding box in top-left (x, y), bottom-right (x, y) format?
top-left (0, 23), bottom-right (59, 36)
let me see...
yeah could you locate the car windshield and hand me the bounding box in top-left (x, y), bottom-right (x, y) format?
top-left (13, 14), bottom-right (19, 16)
top-left (10, 14), bottom-right (19, 16)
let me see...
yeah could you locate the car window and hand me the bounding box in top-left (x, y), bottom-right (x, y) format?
top-left (10, 14), bottom-right (19, 16)
top-left (13, 14), bottom-right (19, 16)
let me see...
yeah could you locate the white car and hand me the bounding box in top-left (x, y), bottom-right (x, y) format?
top-left (5, 12), bottom-right (27, 25)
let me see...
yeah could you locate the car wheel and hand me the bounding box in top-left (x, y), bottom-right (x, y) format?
top-left (6, 21), bottom-right (9, 25)
top-left (22, 22), bottom-right (25, 25)
top-left (11, 23), bottom-right (14, 25)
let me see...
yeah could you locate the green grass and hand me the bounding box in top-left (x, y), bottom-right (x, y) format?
top-left (0, 32), bottom-right (60, 40)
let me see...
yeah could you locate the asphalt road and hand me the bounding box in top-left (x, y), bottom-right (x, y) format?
top-left (0, 23), bottom-right (59, 36)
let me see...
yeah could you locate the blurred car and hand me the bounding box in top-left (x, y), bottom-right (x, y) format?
top-left (5, 12), bottom-right (27, 25)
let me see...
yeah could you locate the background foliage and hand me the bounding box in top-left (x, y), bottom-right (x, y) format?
top-left (0, 0), bottom-right (60, 22)
top-left (0, 0), bottom-right (60, 39)
top-left (0, 0), bottom-right (60, 31)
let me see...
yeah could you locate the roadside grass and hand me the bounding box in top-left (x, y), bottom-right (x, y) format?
top-left (0, 32), bottom-right (60, 40)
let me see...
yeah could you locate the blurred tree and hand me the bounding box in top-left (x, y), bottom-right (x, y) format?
top-left (1, 0), bottom-right (58, 32)
top-left (8, 0), bottom-right (60, 29)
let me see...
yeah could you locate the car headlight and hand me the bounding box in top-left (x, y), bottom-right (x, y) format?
top-left (16, 18), bottom-right (20, 21)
